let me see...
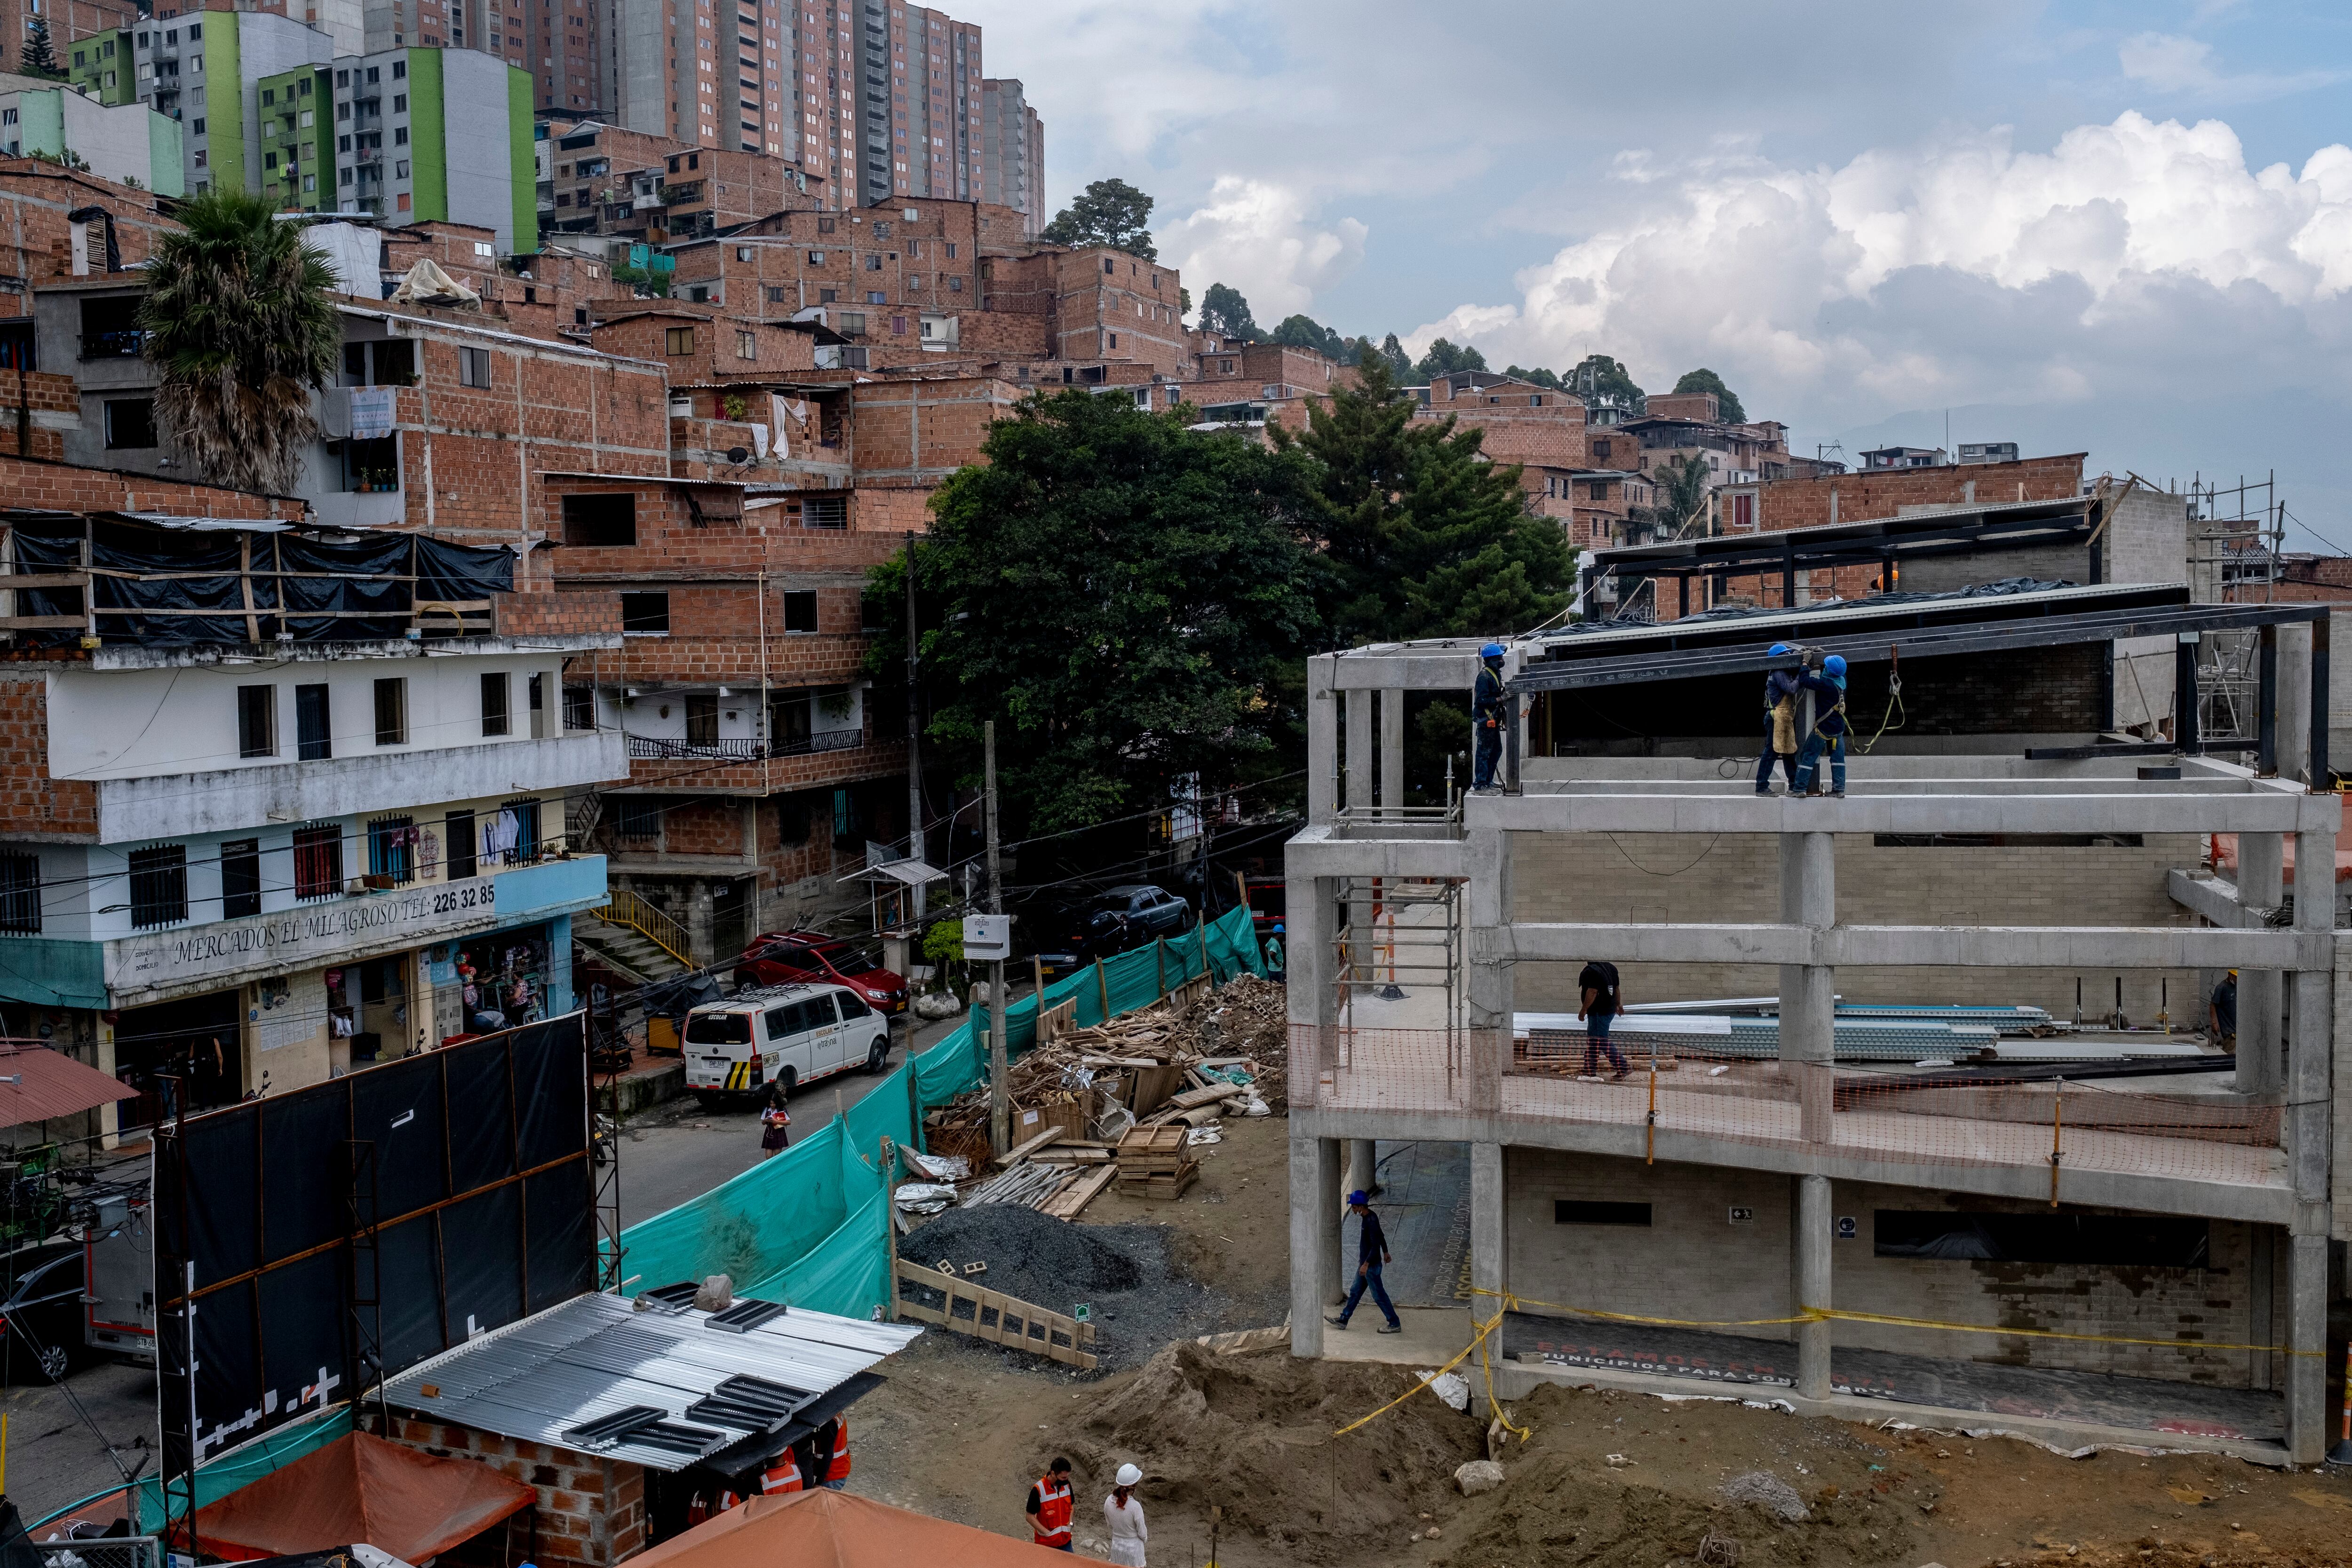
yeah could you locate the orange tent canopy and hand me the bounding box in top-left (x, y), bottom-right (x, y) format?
top-left (630, 1487), bottom-right (1091, 1568)
top-left (191, 1432), bottom-right (534, 1563)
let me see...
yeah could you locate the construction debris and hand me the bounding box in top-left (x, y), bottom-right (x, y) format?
top-left (1115, 1125), bottom-right (1198, 1200)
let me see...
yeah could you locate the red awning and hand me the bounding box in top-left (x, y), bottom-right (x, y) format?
top-left (0, 1042), bottom-right (137, 1128)
top-left (192, 1433), bottom-right (534, 1563)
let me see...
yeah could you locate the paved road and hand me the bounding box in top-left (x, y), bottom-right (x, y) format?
top-left (3, 1357), bottom-right (156, 1527)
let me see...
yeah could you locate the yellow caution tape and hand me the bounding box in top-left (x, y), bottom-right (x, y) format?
top-left (1330, 1309), bottom-right (1504, 1438)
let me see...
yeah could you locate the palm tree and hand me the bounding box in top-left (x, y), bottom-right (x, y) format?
top-left (139, 191), bottom-right (340, 495)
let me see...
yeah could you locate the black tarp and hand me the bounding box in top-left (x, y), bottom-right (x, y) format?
top-left (156, 1013), bottom-right (590, 1467)
top-left (4, 515), bottom-right (515, 647)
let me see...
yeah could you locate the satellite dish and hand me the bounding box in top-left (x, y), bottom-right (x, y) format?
top-left (726, 446), bottom-right (750, 465)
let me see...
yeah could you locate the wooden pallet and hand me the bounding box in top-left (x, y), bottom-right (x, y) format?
top-left (1039, 1163), bottom-right (1118, 1220)
top-left (892, 1259), bottom-right (1099, 1369)
top-left (1114, 1162), bottom-right (1198, 1201)
top-left (1116, 1125), bottom-right (1192, 1171)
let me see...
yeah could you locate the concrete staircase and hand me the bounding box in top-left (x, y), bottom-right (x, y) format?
top-left (576, 912), bottom-right (693, 983)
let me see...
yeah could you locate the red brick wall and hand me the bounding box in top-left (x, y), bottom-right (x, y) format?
top-left (1645, 390), bottom-right (1718, 422)
top-left (849, 376), bottom-right (1018, 483)
top-left (0, 675), bottom-right (99, 842)
top-left (0, 163), bottom-right (179, 312)
top-left (0, 452), bottom-right (304, 516)
top-left (1052, 247), bottom-right (1187, 371)
top-left (391, 1419), bottom-right (644, 1568)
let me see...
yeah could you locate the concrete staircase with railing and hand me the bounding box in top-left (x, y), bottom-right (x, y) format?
top-left (578, 888), bottom-right (696, 982)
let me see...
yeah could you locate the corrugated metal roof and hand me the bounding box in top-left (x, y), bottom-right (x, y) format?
top-left (383, 1291), bottom-right (919, 1471)
top-left (0, 1042), bottom-right (137, 1128)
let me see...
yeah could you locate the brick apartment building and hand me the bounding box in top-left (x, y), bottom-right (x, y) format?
top-left (540, 120), bottom-right (826, 243)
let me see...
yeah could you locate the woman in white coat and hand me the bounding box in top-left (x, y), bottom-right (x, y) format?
top-left (1103, 1462), bottom-right (1148, 1566)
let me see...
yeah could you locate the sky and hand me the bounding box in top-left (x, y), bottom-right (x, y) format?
top-left (958, 0), bottom-right (2352, 548)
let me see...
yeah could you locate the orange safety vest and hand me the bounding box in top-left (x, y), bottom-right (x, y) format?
top-left (1030, 1474), bottom-right (1073, 1547)
top-left (826, 1416), bottom-right (851, 1482)
top-left (762, 1453), bottom-right (803, 1494)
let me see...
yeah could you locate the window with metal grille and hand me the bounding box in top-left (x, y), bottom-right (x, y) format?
top-left (367, 816), bottom-right (415, 883)
top-left (293, 825), bottom-right (342, 900)
top-left (127, 843), bottom-right (188, 928)
top-left (801, 495), bottom-right (847, 528)
top-left (564, 685), bottom-right (594, 730)
top-left (612, 796), bottom-right (660, 839)
top-left (0, 854), bottom-right (40, 933)
top-left (220, 839), bottom-right (260, 919)
top-left (444, 809), bottom-right (477, 880)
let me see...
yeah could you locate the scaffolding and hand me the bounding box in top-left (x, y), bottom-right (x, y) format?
top-left (1332, 877), bottom-right (1463, 1094)
top-left (2180, 472), bottom-right (2285, 743)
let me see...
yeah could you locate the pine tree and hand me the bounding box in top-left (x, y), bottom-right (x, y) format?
top-left (18, 15), bottom-right (66, 79)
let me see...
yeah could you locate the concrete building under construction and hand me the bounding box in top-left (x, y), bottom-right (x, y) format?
top-left (1284, 486), bottom-right (2352, 1465)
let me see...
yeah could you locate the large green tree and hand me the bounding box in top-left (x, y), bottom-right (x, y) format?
top-left (1566, 353), bottom-right (1645, 414)
top-left (1273, 352), bottom-right (1571, 643)
top-left (1198, 282), bottom-right (1258, 340)
top-left (1502, 364), bottom-right (1565, 390)
top-left (1041, 177), bottom-right (1157, 259)
top-left (139, 190), bottom-right (340, 494)
top-left (1672, 366), bottom-right (1746, 423)
top-left (868, 390), bottom-right (1320, 836)
top-left (1412, 337), bottom-right (1487, 381)
top-left (17, 15), bottom-right (65, 78)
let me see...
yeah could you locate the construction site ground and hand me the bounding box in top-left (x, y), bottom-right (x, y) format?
top-left (844, 1117), bottom-right (2352, 1568)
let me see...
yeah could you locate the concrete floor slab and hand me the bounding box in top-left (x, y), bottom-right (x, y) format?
top-left (1317, 1305), bottom-right (1477, 1367)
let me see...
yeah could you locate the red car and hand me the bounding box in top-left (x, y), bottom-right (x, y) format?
top-left (731, 932), bottom-right (909, 1013)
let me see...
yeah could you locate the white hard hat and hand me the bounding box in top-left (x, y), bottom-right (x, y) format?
top-left (1115, 1463), bottom-right (1143, 1487)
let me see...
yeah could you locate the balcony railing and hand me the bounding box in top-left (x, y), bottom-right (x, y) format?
top-left (625, 729), bottom-right (862, 761)
top-left (79, 329), bottom-right (145, 359)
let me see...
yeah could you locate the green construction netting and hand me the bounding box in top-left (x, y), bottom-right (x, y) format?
top-left (611, 905), bottom-right (1265, 1318)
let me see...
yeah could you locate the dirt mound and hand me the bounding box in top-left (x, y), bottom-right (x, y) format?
top-left (1053, 1342), bottom-right (1484, 1562)
top-left (903, 1202), bottom-right (1145, 1298)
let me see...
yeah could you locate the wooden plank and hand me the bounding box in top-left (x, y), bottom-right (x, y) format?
top-left (0, 573), bottom-right (90, 590)
top-left (1167, 1084), bottom-right (1240, 1111)
top-left (892, 1259), bottom-right (1098, 1369)
top-left (1040, 1164), bottom-right (1116, 1220)
top-left (993, 1125), bottom-right (1065, 1168)
top-left (0, 615), bottom-right (93, 630)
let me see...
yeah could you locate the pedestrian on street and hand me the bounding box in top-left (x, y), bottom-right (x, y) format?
top-left (1104, 1463), bottom-right (1149, 1566)
top-left (2210, 969), bottom-right (2238, 1050)
top-left (1755, 643), bottom-right (1803, 796)
top-left (1264, 922), bottom-right (1286, 982)
top-left (758, 1077), bottom-right (792, 1159)
top-left (1577, 958), bottom-right (1631, 1079)
top-left (1794, 653), bottom-right (1851, 798)
top-left (1471, 642), bottom-right (1509, 793)
top-left (1324, 1189), bottom-right (1403, 1334)
top-left (1026, 1457), bottom-right (1075, 1552)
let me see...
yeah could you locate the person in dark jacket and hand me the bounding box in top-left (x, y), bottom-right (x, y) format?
top-left (1793, 653), bottom-right (1851, 797)
top-left (1756, 643), bottom-right (1803, 796)
top-left (1472, 643), bottom-right (1508, 792)
top-left (758, 1078), bottom-right (791, 1158)
top-left (1324, 1190), bottom-right (1402, 1333)
top-left (1578, 958), bottom-right (1631, 1078)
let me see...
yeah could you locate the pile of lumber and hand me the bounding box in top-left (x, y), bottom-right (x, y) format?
top-left (952, 1127), bottom-right (1120, 1221)
top-left (1114, 1125), bottom-right (1198, 1200)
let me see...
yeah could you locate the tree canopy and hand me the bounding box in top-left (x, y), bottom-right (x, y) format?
top-left (1411, 337), bottom-right (1487, 382)
top-left (139, 190), bottom-right (340, 494)
top-left (1672, 367), bottom-right (1746, 423)
top-left (1502, 365), bottom-right (1565, 390)
top-left (17, 16), bottom-right (64, 77)
top-left (1273, 352), bottom-right (1571, 644)
top-left (1270, 312), bottom-right (1352, 361)
top-left (1653, 452), bottom-right (1712, 532)
top-left (1566, 353), bottom-right (1645, 414)
top-left (869, 390), bottom-right (1320, 836)
top-left (1041, 177), bottom-right (1158, 259)
top-left (1198, 282), bottom-right (1259, 340)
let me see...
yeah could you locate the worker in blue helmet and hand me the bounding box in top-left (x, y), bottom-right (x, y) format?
top-left (1755, 643), bottom-right (1804, 796)
top-left (1471, 642), bottom-right (1509, 793)
top-left (1794, 652), bottom-right (1851, 798)
top-left (1264, 921), bottom-right (1286, 982)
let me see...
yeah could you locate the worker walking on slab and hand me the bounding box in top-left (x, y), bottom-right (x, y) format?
top-left (1755, 643), bottom-right (1803, 796)
top-left (1326, 1189), bottom-right (1404, 1334)
top-left (1577, 958), bottom-right (1631, 1079)
top-left (1471, 642), bottom-right (1509, 792)
top-left (1026, 1457), bottom-right (1075, 1551)
top-left (2210, 969), bottom-right (2238, 1050)
top-left (1793, 653), bottom-right (1851, 798)
top-left (1104, 1463), bottom-right (1149, 1566)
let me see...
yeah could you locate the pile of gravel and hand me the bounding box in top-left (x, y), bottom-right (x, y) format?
top-left (1721, 1469), bottom-right (1810, 1522)
top-left (898, 1205), bottom-right (1224, 1372)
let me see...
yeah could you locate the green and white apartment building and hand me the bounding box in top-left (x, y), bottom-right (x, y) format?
top-left (3, 67), bottom-right (181, 192)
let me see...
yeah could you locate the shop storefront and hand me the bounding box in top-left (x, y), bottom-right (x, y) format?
top-left (424, 917), bottom-right (575, 1047)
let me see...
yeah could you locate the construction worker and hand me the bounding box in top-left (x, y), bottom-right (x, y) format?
top-left (1471, 642), bottom-right (1508, 792)
top-left (1323, 1189), bottom-right (1402, 1334)
top-left (761, 1448), bottom-right (805, 1495)
top-left (1264, 922), bottom-right (1286, 982)
top-left (1755, 644), bottom-right (1803, 796)
top-left (819, 1414), bottom-right (851, 1489)
top-left (2210, 969), bottom-right (2238, 1049)
top-left (1026, 1456), bottom-right (1075, 1551)
top-left (1104, 1463), bottom-right (1149, 1566)
top-left (1794, 653), bottom-right (1851, 798)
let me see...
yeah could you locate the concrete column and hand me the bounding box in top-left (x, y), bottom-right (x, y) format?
top-left (1778, 833), bottom-right (1836, 1141)
top-left (1465, 826), bottom-right (1513, 1114)
top-left (1470, 1141), bottom-right (1510, 1342)
top-left (1346, 689), bottom-right (1374, 979)
top-left (2288, 826), bottom-right (2334, 1205)
top-left (2284, 1231), bottom-right (2328, 1463)
top-left (1794, 1173), bottom-right (1832, 1400)
top-left (1380, 687), bottom-right (1406, 816)
top-left (1290, 1133), bottom-right (1345, 1354)
top-left (1306, 657), bottom-right (1339, 825)
top-left (2236, 832), bottom-right (2284, 1096)
top-left (1347, 1138), bottom-right (1378, 1200)
top-left (1286, 872), bottom-right (1336, 1091)
top-left (2278, 623), bottom-right (2313, 786)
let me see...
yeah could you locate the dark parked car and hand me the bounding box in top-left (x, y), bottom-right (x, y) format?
top-left (0, 1245), bottom-right (86, 1382)
top-left (731, 932), bottom-right (909, 1013)
top-left (1035, 884), bottom-right (1195, 974)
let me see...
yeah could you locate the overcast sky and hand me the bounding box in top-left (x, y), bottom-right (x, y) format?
top-left (962, 0), bottom-right (2352, 546)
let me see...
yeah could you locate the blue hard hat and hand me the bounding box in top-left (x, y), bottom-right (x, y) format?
top-left (1768, 642), bottom-right (1793, 656)
top-left (1480, 642), bottom-right (1506, 659)
top-left (1823, 654), bottom-right (1847, 676)
top-left (1271, 922), bottom-right (1285, 934)
top-left (1347, 1190), bottom-right (1370, 1208)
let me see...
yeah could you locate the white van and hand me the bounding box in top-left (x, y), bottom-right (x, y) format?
top-left (683, 982), bottom-right (890, 1102)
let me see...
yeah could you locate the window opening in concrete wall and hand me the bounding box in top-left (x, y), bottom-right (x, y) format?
top-left (220, 839), bottom-right (259, 919)
top-left (620, 591), bottom-right (670, 634)
top-left (480, 672), bottom-right (511, 736)
top-left (1554, 1200), bottom-right (1653, 1226)
top-left (561, 491), bottom-right (636, 547)
top-left (238, 685), bottom-right (277, 758)
top-left (293, 824), bottom-right (342, 899)
top-left (295, 682), bottom-right (332, 760)
top-left (1873, 1211), bottom-right (2209, 1267)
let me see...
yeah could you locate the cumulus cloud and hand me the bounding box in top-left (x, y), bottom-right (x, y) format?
top-left (2118, 32), bottom-right (2346, 103)
top-left (1157, 178), bottom-right (1369, 322)
top-left (1408, 113), bottom-right (2352, 426)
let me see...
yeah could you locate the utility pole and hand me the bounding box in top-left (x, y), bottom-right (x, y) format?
top-left (904, 530), bottom-right (923, 866)
top-left (985, 719), bottom-right (1009, 1155)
